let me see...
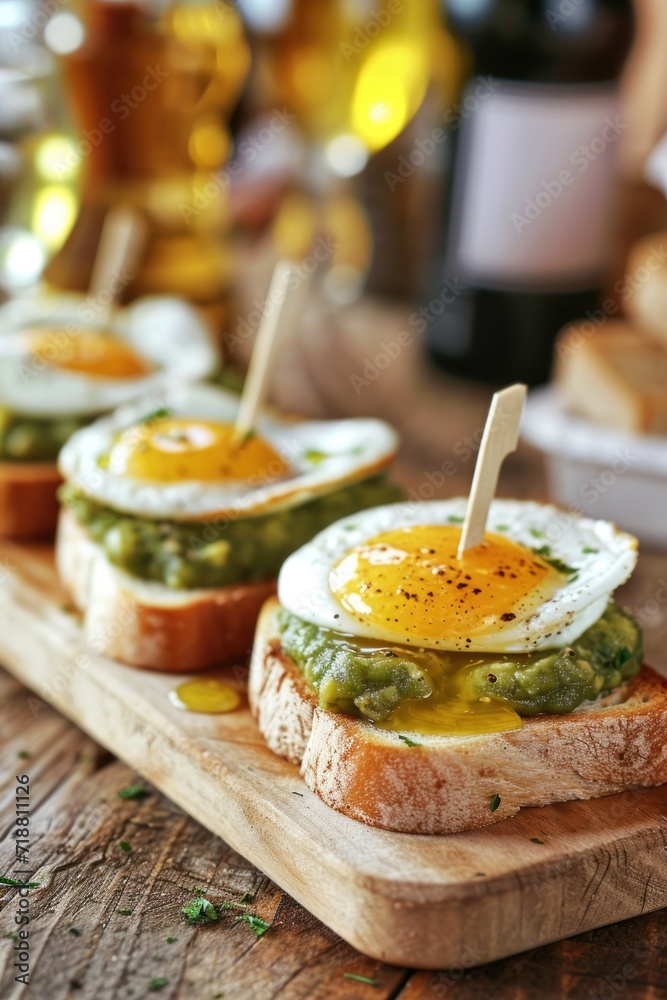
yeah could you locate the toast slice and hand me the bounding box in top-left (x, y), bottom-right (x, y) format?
top-left (0, 460), bottom-right (61, 540)
top-left (56, 508), bottom-right (276, 672)
top-left (555, 321), bottom-right (667, 433)
top-left (249, 597), bottom-right (667, 835)
top-left (625, 233), bottom-right (667, 347)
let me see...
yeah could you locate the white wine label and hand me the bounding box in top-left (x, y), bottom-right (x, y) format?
top-left (447, 82), bottom-right (622, 291)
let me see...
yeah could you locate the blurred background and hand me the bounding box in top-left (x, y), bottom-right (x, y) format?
top-left (3, 0), bottom-right (667, 543)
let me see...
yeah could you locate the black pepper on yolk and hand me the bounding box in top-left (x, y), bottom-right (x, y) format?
top-left (329, 525), bottom-right (556, 649)
top-left (108, 417), bottom-right (290, 483)
top-left (28, 328), bottom-right (152, 379)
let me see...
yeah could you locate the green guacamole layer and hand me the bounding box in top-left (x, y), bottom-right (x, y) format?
top-left (0, 408), bottom-right (92, 462)
top-left (277, 602), bottom-right (642, 722)
top-left (60, 476), bottom-right (403, 590)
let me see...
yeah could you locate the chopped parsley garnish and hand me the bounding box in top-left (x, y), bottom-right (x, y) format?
top-left (0, 876), bottom-right (40, 888)
top-left (166, 937), bottom-right (176, 944)
top-left (529, 528), bottom-right (545, 538)
top-left (17, 750), bottom-right (30, 759)
top-left (182, 895), bottom-right (218, 925)
top-left (343, 973), bottom-right (378, 986)
top-left (489, 793), bottom-right (501, 813)
top-left (447, 514), bottom-right (464, 523)
top-left (139, 407), bottom-right (171, 425)
top-left (531, 545), bottom-right (577, 576)
top-left (398, 734), bottom-right (421, 747)
top-left (148, 979), bottom-right (167, 991)
top-left (238, 892), bottom-right (253, 904)
top-left (582, 546), bottom-right (599, 554)
top-left (495, 524), bottom-right (509, 531)
top-left (118, 909), bottom-right (133, 915)
top-left (304, 448), bottom-right (328, 465)
top-left (117, 783), bottom-right (150, 800)
top-left (119, 841), bottom-right (132, 853)
top-left (234, 914), bottom-right (270, 938)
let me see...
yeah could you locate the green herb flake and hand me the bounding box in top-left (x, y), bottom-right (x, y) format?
top-left (238, 892), bottom-right (253, 904)
top-left (118, 909), bottom-right (133, 915)
top-left (304, 449), bottom-right (328, 465)
top-left (530, 837), bottom-right (545, 845)
top-left (447, 514), bottom-right (464, 524)
top-left (182, 895), bottom-right (218, 925)
top-left (582, 546), bottom-right (599, 554)
top-left (139, 407), bottom-right (171, 426)
top-left (343, 973), bottom-right (378, 986)
top-left (398, 734), bottom-right (421, 748)
top-left (117, 783), bottom-right (150, 800)
top-left (531, 545), bottom-right (577, 576)
top-left (489, 793), bottom-right (501, 813)
top-left (530, 528), bottom-right (545, 538)
top-left (166, 936), bottom-right (176, 944)
top-left (0, 876), bottom-right (40, 888)
top-left (17, 750), bottom-right (30, 759)
top-left (234, 914), bottom-right (270, 938)
top-left (148, 979), bottom-right (167, 991)
top-left (68, 927), bottom-right (81, 936)
top-left (495, 524), bottom-right (509, 531)
top-left (119, 841), bottom-right (132, 853)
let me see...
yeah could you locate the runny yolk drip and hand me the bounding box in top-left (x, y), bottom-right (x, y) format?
top-left (329, 524), bottom-right (556, 651)
top-left (169, 679), bottom-right (242, 714)
top-left (109, 417), bottom-right (290, 483)
top-left (28, 328), bottom-right (153, 378)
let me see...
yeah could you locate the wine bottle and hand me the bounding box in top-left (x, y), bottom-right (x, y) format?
top-left (427, 0), bottom-right (634, 385)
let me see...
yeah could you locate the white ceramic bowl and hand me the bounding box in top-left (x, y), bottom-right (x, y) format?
top-left (521, 387), bottom-right (667, 548)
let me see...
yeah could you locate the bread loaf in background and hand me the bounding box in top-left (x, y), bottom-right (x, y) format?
top-left (555, 321), bottom-right (667, 433)
top-left (624, 233), bottom-right (667, 345)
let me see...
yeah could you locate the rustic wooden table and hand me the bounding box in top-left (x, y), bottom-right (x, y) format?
top-left (1, 305), bottom-right (667, 999)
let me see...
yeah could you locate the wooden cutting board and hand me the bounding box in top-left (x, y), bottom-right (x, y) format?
top-left (1, 539), bottom-right (667, 971)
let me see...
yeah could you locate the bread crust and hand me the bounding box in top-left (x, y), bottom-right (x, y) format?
top-left (0, 460), bottom-right (61, 540)
top-left (249, 597), bottom-right (667, 835)
top-left (57, 508), bottom-right (276, 672)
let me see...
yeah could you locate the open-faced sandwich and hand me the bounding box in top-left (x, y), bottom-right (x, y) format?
top-left (249, 498), bottom-right (667, 834)
top-left (56, 383), bottom-right (400, 671)
top-left (0, 296), bottom-right (218, 539)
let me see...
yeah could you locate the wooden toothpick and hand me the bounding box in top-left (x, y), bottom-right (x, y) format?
top-left (88, 205), bottom-right (146, 326)
top-left (233, 259), bottom-right (296, 442)
top-left (457, 383), bottom-right (527, 557)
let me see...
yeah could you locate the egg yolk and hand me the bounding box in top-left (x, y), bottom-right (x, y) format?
top-left (108, 417), bottom-right (290, 483)
top-left (329, 525), bottom-right (556, 649)
top-left (29, 328), bottom-right (152, 379)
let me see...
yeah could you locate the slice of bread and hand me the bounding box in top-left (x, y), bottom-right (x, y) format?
top-left (0, 460), bottom-right (61, 540)
top-left (249, 597), bottom-right (667, 835)
top-left (625, 233), bottom-right (667, 346)
top-left (555, 321), bottom-right (667, 433)
top-left (56, 508), bottom-right (276, 672)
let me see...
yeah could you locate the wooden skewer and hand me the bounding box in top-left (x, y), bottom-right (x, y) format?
top-left (233, 259), bottom-right (296, 443)
top-left (457, 383), bottom-right (527, 558)
top-left (88, 205), bottom-right (146, 327)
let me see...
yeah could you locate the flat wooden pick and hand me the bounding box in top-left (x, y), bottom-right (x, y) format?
top-left (457, 383), bottom-right (527, 557)
top-left (234, 259), bottom-right (296, 442)
top-left (88, 205), bottom-right (146, 325)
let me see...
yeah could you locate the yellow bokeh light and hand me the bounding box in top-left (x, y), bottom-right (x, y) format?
top-left (188, 120), bottom-right (230, 169)
top-left (31, 185), bottom-right (78, 250)
top-left (351, 43), bottom-right (429, 152)
top-left (34, 135), bottom-right (79, 182)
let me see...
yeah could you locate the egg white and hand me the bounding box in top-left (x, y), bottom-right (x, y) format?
top-left (0, 294), bottom-right (219, 417)
top-left (58, 383), bottom-right (399, 520)
top-left (277, 498), bottom-right (638, 653)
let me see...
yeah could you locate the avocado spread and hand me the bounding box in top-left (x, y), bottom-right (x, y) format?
top-left (0, 408), bottom-right (92, 462)
top-left (277, 602), bottom-right (642, 721)
top-left (60, 476), bottom-right (403, 589)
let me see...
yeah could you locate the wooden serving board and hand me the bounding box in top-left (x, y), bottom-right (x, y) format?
top-left (1, 539), bottom-right (667, 971)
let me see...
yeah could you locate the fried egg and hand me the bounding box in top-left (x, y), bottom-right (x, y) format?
top-left (58, 383), bottom-right (399, 520)
top-left (0, 295), bottom-right (219, 416)
top-left (278, 499), bottom-right (638, 652)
